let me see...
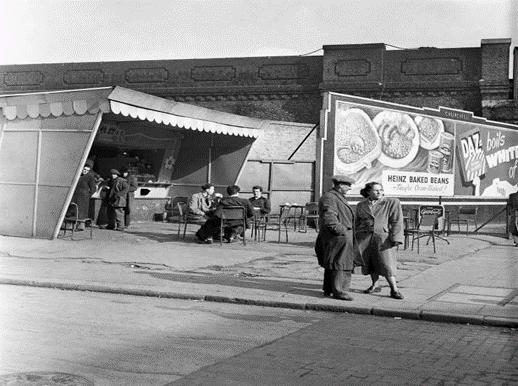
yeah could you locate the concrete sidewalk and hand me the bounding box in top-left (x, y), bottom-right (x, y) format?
top-left (0, 222), bottom-right (517, 327)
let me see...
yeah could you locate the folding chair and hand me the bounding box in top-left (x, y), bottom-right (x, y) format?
top-left (406, 213), bottom-right (449, 254)
top-left (62, 202), bottom-right (93, 240)
top-left (219, 206), bottom-right (247, 245)
top-left (299, 202), bottom-right (319, 233)
top-left (448, 207), bottom-right (478, 235)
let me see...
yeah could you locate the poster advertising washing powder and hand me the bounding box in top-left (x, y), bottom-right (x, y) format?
top-left (456, 123), bottom-right (518, 197)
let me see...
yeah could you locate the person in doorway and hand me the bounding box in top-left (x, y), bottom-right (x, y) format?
top-left (249, 185), bottom-right (271, 215)
top-left (507, 191), bottom-right (518, 246)
top-left (69, 159), bottom-right (97, 230)
top-left (120, 167), bottom-right (138, 228)
top-left (355, 182), bottom-right (405, 299)
top-left (187, 183), bottom-right (216, 223)
top-left (196, 185), bottom-right (254, 244)
top-left (104, 169), bottom-right (130, 231)
top-left (315, 175), bottom-right (360, 301)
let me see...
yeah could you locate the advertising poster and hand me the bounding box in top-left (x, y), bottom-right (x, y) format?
top-left (456, 123), bottom-right (518, 197)
top-left (333, 101), bottom-right (455, 196)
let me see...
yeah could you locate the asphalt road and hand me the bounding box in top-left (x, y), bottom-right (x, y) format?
top-left (1, 285), bottom-right (517, 386)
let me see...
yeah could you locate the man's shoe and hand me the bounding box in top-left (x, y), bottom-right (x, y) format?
top-left (333, 292), bottom-right (353, 301)
top-left (323, 291), bottom-right (332, 297)
top-left (364, 285), bottom-right (382, 294)
top-left (390, 290), bottom-right (404, 300)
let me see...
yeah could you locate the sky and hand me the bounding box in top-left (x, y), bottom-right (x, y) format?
top-left (0, 0), bottom-right (517, 69)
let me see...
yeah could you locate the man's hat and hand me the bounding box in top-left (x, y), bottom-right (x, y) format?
top-left (331, 174), bottom-right (355, 185)
top-left (84, 159), bottom-right (94, 168)
top-left (110, 169), bottom-right (120, 176)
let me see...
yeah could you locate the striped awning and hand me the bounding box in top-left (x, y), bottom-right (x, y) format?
top-left (0, 86), bottom-right (265, 138)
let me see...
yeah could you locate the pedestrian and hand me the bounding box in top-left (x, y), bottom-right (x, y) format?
top-left (196, 185), bottom-right (254, 244)
top-left (315, 175), bottom-right (360, 301)
top-left (249, 185), bottom-right (271, 215)
top-left (120, 167), bottom-right (138, 228)
top-left (507, 190), bottom-right (518, 246)
top-left (104, 169), bottom-right (130, 231)
top-left (187, 183), bottom-right (216, 223)
top-left (69, 159), bottom-right (97, 230)
top-left (355, 182), bottom-right (404, 299)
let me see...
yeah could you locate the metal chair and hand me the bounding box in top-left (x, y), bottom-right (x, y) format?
top-left (448, 206), bottom-right (478, 235)
top-left (62, 202), bottom-right (93, 240)
top-left (166, 197), bottom-right (189, 238)
top-left (299, 202), bottom-right (319, 233)
top-left (219, 206), bottom-right (247, 245)
top-left (405, 213), bottom-right (449, 254)
top-left (260, 205), bottom-right (292, 243)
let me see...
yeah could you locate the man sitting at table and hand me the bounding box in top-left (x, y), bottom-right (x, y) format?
top-left (195, 185), bottom-right (254, 244)
top-left (187, 183), bottom-right (216, 223)
top-left (249, 185), bottom-right (271, 215)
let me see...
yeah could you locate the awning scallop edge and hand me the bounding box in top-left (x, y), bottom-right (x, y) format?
top-left (109, 100), bottom-right (260, 138)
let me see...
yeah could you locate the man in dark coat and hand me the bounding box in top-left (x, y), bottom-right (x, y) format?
top-left (196, 185), bottom-right (254, 243)
top-left (315, 175), bottom-right (360, 301)
top-left (104, 169), bottom-right (130, 231)
top-left (508, 191), bottom-right (518, 246)
top-left (120, 167), bottom-right (139, 228)
top-left (70, 159), bottom-right (97, 230)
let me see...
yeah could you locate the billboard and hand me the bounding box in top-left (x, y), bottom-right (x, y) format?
top-left (320, 92), bottom-right (518, 198)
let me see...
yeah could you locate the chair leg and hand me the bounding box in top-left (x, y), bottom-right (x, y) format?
top-left (431, 232), bottom-right (436, 253)
top-left (183, 221), bottom-right (188, 238)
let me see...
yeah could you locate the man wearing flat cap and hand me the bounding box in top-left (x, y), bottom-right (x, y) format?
top-left (104, 169), bottom-right (130, 231)
top-left (315, 174), bottom-right (360, 300)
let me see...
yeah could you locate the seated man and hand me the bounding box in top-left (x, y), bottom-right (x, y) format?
top-left (195, 185), bottom-right (254, 244)
top-left (187, 183), bottom-right (216, 223)
top-left (249, 185), bottom-right (271, 216)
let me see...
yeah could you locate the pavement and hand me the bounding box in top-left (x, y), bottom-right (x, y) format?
top-left (0, 221), bottom-right (517, 327)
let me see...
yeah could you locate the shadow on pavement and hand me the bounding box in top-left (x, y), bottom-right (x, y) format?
top-left (139, 271), bottom-right (326, 299)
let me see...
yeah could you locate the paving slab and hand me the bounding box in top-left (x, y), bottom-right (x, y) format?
top-left (1, 222), bottom-right (517, 327)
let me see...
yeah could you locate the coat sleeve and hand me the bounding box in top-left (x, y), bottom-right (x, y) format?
top-left (118, 180), bottom-right (130, 197)
top-left (263, 198), bottom-right (271, 214)
top-left (389, 199), bottom-right (404, 244)
top-left (320, 195), bottom-right (347, 236)
top-left (128, 176), bottom-right (138, 193)
top-left (88, 175), bottom-right (97, 196)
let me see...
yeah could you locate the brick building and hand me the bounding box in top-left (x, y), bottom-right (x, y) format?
top-left (1, 38), bottom-right (516, 229)
top-left (1, 39), bottom-right (516, 163)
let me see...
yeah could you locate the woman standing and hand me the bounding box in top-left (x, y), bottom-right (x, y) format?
top-left (355, 182), bottom-right (405, 299)
top-left (70, 160), bottom-right (97, 230)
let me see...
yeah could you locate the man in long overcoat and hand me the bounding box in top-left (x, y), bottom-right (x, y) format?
top-left (315, 175), bottom-right (360, 301)
top-left (508, 191), bottom-right (518, 246)
top-left (120, 167), bottom-right (139, 228)
top-left (104, 169), bottom-right (130, 231)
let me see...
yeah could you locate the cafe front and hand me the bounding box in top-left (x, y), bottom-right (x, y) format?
top-left (0, 86), bottom-right (266, 239)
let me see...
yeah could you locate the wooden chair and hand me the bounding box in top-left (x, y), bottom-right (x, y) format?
top-left (219, 206), bottom-right (247, 245)
top-left (405, 213), bottom-right (449, 254)
top-left (260, 205), bottom-right (292, 243)
top-left (299, 202), bottom-right (319, 233)
top-left (62, 202), bottom-right (93, 240)
top-left (448, 207), bottom-right (478, 235)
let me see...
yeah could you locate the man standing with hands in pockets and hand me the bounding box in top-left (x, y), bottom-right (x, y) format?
top-left (315, 175), bottom-right (360, 301)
